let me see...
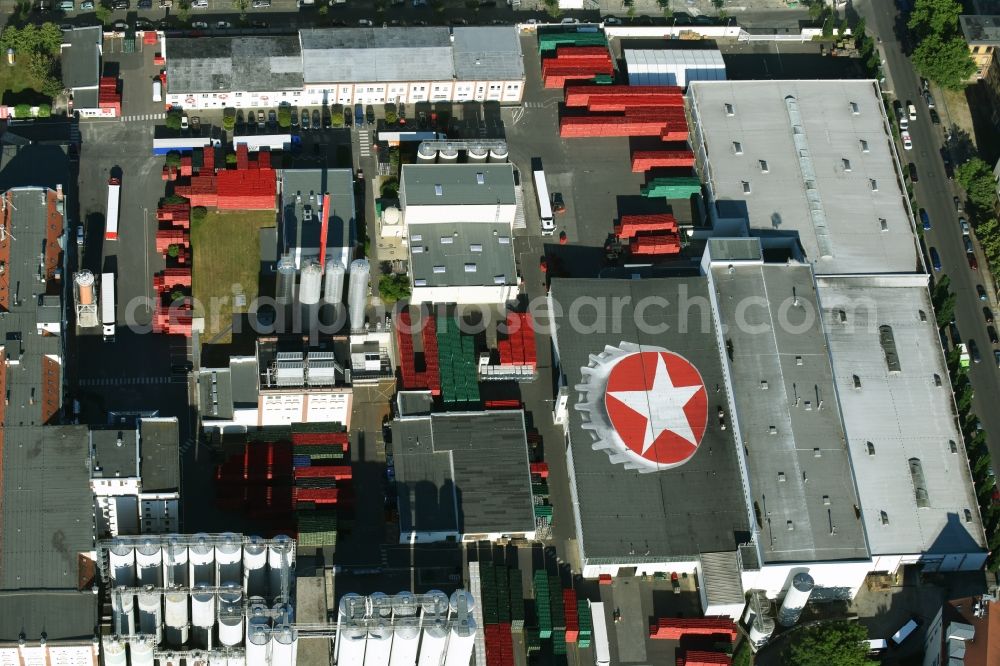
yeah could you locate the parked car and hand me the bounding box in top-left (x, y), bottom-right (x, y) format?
top-left (921, 77), bottom-right (929, 92)
top-left (985, 306), bottom-right (994, 324)
top-left (247, 111), bottom-right (256, 128)
top-left (561, 17), bottom-right (579, 24)
top-left (191, 0), bottom-right (207, 6)
top-left (257, 113), bottom-right (265, 130)
top-left (969, 253), bottom-right (979, 271)
top-left (366, 105), bottom-right (375, 125)
top-left (358, 18), bottom-right (374, 26)
top-left (965, 236), bottom-right (975, 254)
top-left (924, 91), bottom-right (935, 108)
top-left (994, 349), bottom-right (1000, 368)
top-left (59, 0), bottom-right (74, 10)
top-left (290, 109), bottom-right (298, 128)
top-left (961, 218), bottom-right (970, 235)
top-left (943, 154), bottom-right (954, 178)
top-left (929, 108), bottom-right (941, 125)
top-left (552, 192), bottom-right (566, 214)
top-left (80, 0), bottom-right (94, 7)
top-left (919, 208), bottom-right (931, 230)
top-left (955, 195), bottom-right (963, 212)
top-left (907, 101), bottom-right (916, 120)
top-left (77, 225), bottom-right (84, 245)
top-left (180, 115), bottom-right (189, 130)
top-left (252, 0), bottom-right (270, 6)
top-left (930, 247), bottom-right (942, 271)
top-left (969, 339), bottom-right (982, 364)
top-left (112, 0), bottom-right (129, 8)
top-left (138, 0), bottom-right (151, 7)
top-left (112, 19), bottom-right (128, 29)
top-left (312, 109), bottom-right (321, 128)
top-left (978, 284), bottom-right (988, 301)
top-left (267, 109), bottom-right (276, 129)
top-left (988, 326), bottom-right (998, 345)
top-left (908, 162), bottom-right (918, 182)
top-left (322, 111), bottom-right (331, 128)
top-left (901, 130), bottom-right (913, 150)
top-left (603, 15), bottom-right (622, 25)
top-left (236, 109), bottom-right (245, 131)
top-left (191, 20), bottom-right (208, 28)
top-left (216, 20), bottom-right (232, 28)
top-left (355, 103), bottom-right (364, 126)
top-left (300, 109), bottom-right (310, 130)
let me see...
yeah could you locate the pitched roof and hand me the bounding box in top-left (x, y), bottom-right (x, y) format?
top-left (452, 27), bottom-right (524, 81)
top-left (168, 36), bottom-right (304, 93)
top-left (299, 28), bottom-right (454, 84)
top-left (61, 27), bottom-right (101, 94)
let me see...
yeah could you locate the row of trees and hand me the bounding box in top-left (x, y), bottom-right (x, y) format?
top-left (0, 23), bottom-right (65, 99)
top-left (955, 157), bottom-right (1000, 288)
top-left (908, 0), bottom-right (975, 89)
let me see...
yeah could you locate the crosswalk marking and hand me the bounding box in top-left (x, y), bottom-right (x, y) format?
top-left (78, 375), bottom-right (181, 387)
top-left (358, 130), bottom-right (371, 158)
top-left (523, 102), bottom-right (545, 109)
top-left (513, 183), bottom-right (527, 230)
top-left (119, 113), bottom-right (166, 123)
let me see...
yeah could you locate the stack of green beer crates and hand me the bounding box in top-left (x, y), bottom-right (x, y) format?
top-left (509, 568), bottom-right (524, 623)
top-left (577, 600), bottom-right (592, 648)
top-left (549, 575), bottom-right (566, 653)
top-left (538, 30), bottom-right (608, 53)
top-left (525, 629), bottom-right (541, 653)
top-left (296, 510), bottom-right (338, 547)
top-left (640, 177), bottom-right (703, 199)
top-left (534, 571), bottom-right (552, 638)
top-left (481, 563), bottom-right (499, 625)
top-left (436, 314), bottom-right (481, 406)
top-left (498, 567), bottom-right (511, 623)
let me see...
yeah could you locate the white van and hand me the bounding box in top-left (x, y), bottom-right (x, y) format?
top-left (891, 619), bottom-right (918, 645)
top-left (152, 79), bottom-right (162, 103)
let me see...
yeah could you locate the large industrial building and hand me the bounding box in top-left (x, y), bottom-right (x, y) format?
top-left (279, 168), bottom-right (356, 271)
top-left (165, 27), bottom-right (525, 110)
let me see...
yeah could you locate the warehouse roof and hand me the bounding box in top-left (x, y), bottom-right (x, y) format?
top-left (393, 410), bottom-right (536, 538)
top-left (960, 15), bottom-right (1000, 45)
top-left (199, 367), bottom-right (234, 419)
top-left (408, 222), bottom-right (517, 289)
top-left (452, 26), bottom-right (524, 81)
top-left (231, 356), bottom-right (260, 406)
top-left (688, 80), bottom-right (920, 275)
top-left (0, 591), bottom-right (98, 641)
top-left (817, 274), bottom-right (987, 557)
top-left (139, 418), bottom-right (180, 493)
top-left (549, 277), bottom-right (750, 564)
top-left (168, 36), bottom-right (303, 93)
top-left (624, 48), bottom-right (725, 86)
top-left (89, 427), bottom-right (139, 480)
top-left (710, 260), bottom-right (869, 563)
top-left (280, 168), bottom-right (355, 270)
top-left (299, 27), bottom-right (454, 84)
top-left (400, 164), bottom-right (516, 208)
top-left (61, 27), bottom-right (101, 103)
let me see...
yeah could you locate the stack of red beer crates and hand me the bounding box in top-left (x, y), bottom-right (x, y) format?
top-left (614, 213), bottom-right (681, 257)
top-left (563, 589), bottom-right (579, 642)
top-left (560, 84), bottom-right (688, 139)
top-left (396, 309), bottom-right (442, 394)
top-left (98, 76), bottom-right (121, 116)
top-left (542, 46), bottom-right (614, 88)
top-left (677, 651), bottom-right (732, 666)
top-left (630, 150), bottom-right (696, 172)
top-left (649, 617), bottom-right (737, 640)
top-left (497, 312), bottom-right (537, 369)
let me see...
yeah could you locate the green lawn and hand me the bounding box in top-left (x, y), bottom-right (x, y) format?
top-left (191, 209), bottom-right (276, 343)
top-left (0, 59), bottom-right (51, 105)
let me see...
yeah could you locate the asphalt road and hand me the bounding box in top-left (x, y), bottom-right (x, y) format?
top-left (858, 0), bottom-right (1000, 468)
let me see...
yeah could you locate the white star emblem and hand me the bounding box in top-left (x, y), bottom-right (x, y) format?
top-left (607, 353), bottom-right (702, 454)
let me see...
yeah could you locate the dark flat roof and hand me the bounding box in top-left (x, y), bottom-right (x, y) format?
top-left (0, 591), bottom-right (97, 642)
top-left (409, 222), bottom-right (517, 288)
top-left (139, 418), bottom-right (180, 492)
top-left (549, 277), bottom-right (750, 563)
top-left (168, 36), bottom-right (304, 93)
top-left (90, 427), bottom-right (139, 479)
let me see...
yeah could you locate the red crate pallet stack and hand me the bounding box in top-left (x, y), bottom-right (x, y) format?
top-left (98, 76), bottom-right (121, 116)
top-left (615, 213), bottom-right (678, 239)
top-left (497, 311), bottom-right (537, 368)
top-left (530, 462), bottom-right (549, 479)
top-left (542, 45), bottom-right (614, 88)
top-left (630, 150), bottom-right (696, 172)
top-left (396, 309), bottom-right (442, 394)
top-left (565, 84), bottom-right (684, 107)
top-left (291, 430), bottom-right (349, 451)
top-left (679, 651), bottom-right (732, 666)
top-left (293, 465), bottom-right (352, 480)
top-left (630, 232), bottom-right (682, 256)
top-left (484, 398), bottom-right (522, 409)
top-left (564, 589), bottom-right (579, 642)
top-left (649, 617), bottom-right (737, 641)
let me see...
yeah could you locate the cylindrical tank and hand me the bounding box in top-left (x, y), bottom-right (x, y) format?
top-left (488, 142), bottom-right (509, 163)
top-left (339, 592), bottom-right (365, 620)
top-left (347, 259), bottom-right (370, 332)
top-left (299, 260), bottom-right (322, 306)
top-left (75, 270), bottom-right (95, 305)
top-left (164, 590), bottom-right (189, 648)
top-left (438, 144), bottom-right (458, 163)
top-left (382, 206), bottom-right (401, 232)
top-left (389, 616), bottom-right (420, 666)
top-left (136, 540), bottom-right (162, 588)
top-left (777, 572), bottom-right (815, 627)
top-left (273, 602), bottom-right (294, 625)
top-left (276, 255), bottom-right (296, 305)
top-left (246, 621), bottom-right (270, 666)
top-left (191, 585), bottom-right (216, 628)
top-left (417, 616), bottom-right (448, 666)
top-left (417, 143), bottom-right (437, 163)
top-left (337, 624), bottom-right (367, 665)
top-left (268, 535), bottom-right (294, 603)
top-left (748, 612), bottom-right (775, 646)
top-left (137, 587), bottom-right (162, 641)
top-left (323, 261), bottom-right (346, 305)
top-left (467, 145), bottom-right (488, 163)
top-left (449, 590), bottom-right (475, 617)
top-left (215, 533), bottom-right (242, 587)
top-left (393, 591), bottom-right (418, 617)
top-left (129, 638), bottom-right (155, 666)
top-left (113, 587), bottom-right (137, 637)
top-left (189, 534), bottom-right (214, 587)
top-left (163, 535), bottom-right (189, 588)
top-left (371, 592), bottom-right (391, 618)
top-left (444, 615), bottom-right (476, 666)
top-left (243, 536), bottom-right (268, 598)
top-left (109, 543), bottom-right (136, 588)
top-left (364, 619), bottom-right (393, 666)
top-left (271, 625), bottom-right (297, 666)
top-left (103, 637), bottom-right (128, 666)
top-left (218, 586), bottom-right (245, 647)
top-left (422, 590), bottom-right (449, 616)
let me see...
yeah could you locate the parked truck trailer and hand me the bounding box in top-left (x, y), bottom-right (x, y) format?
top-left (101, 272), bottom-right (116, 340)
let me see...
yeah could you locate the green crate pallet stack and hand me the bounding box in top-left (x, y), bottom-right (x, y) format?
top-left (296, 510), bottom-right (337, 547)
top-left (640, 177), bottom-right (703, 199)
top-left (509, 569), bottom-right (525, 622)
top-left (549, 576), bottom-right (565, 629)
top-left (531, 481), bottom-right (549, 496)
top-left (593, 74), bottom-right (614, 85)
top-left (534, 504), bottom-right (553, 519)
top-left (291, 422), bottom-right (346, 434)
top-left (482, 564), bottom-right (499, 625)
top-left (577, 600), bottom-right (592, 648)
top-left (538, 31), bottom-right (608, 53)
top-left (498, 571), bottom-right (511, 623)
top-left (534, 571), bottom-right (552, 638)
top-left (293, 445), bottom-right (345, 461)
top-left (525, 629), bottom-right (542, 653)
top-left (435, 313), bottom-right (482, 406)
top-left (552, 628), bottom-right (568, 655)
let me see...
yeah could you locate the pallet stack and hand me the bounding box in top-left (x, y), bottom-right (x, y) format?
top-left (542, 45), bottom-right (614, 88)
top-left (649, 616), bottom-right (738, 641)
top-left (480, 561), bottom-right (523, 666)
top-left (678, 651), bottom-right (732, 666)
top-left (563, 589), bottom-right (579, 643)
top-left (559, 84), bottom-right (688, 139)
top-left (396, 309), bottom-right (441, 394)
top-left (534, 571), bottom-right (552, 638)
top-left (497, 312), bottom-right (538, 369)
top-left (577, 600), bottom-right (593, 648)
top-left (641, 177), bottom-right (703, 199)
top-left (436, 314), bottom-right (480, 406)
top-left (630, 150), bottom-right (696, 172)
top-left (538, 30), bottom-right (608, 54)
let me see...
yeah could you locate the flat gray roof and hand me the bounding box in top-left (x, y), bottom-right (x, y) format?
top-left (688, 80), bottom-right (920, 276)
top-left (90, 427), bottom-right (139, 480)
top-left (549, 277), bottom-right (750, 563)
top-left (280, 168), bottom-right (355, 269)
top-left (139, 418), bottom-right (180, 493)
top-left (199, 367), bottom-right (235, 419)
top-left (299, 27), bottom-right (454, 84)
top-left (408, 222), bottom-right (517, 288)
top-left (0, 592), bottom-right (98, 642)
top-left (452, 26), bottom-right (524, 81)
top-left (816, 274), bottom-right (987, 556)
top-left (710, 261), bottom-right (869, 563)
top-left (168, 36), bottom-right (304, 93)
top-left (231, 355), bottom-right (260, 406)
top-left (392, 411), bottom-right (535, 537)
top-left (61, 26), bottom-right (101, 94)
top-left (400, 164), bottom-right (516, 207)
top-left (960, 15), bottom-right (1000, 44)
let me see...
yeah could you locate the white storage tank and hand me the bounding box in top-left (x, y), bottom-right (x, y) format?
top-left (271, 625), bottom-right (297, 666)
top-left (112, 587), bottom-right (137, 637)
top-left (417, 143), bottom-right (437, 163)
top-left (748, 611), bottom-right (775, 647)
top-left (244, 536), bottom-right (268, 598)
top-left (163, 535), bottom-right (189, 587)
top-left (164, 590), bottom-right (190, 648)
top-left (129, 638), bottom-right (155, 666)
top-left (218, 586), bottom-right (245, 647)
top-left (246, 620), bottom-right (271, 666)
top-left (103, 637), bottom-right (128, 666)
top-left (467, 145), bottom-right (488, 163)
top-left (444, 615), bottom-right (476, 666)
top-left (323, 261), bottom-right (346, 305)
top-left (371, 592), bottom-right (391, 618)
top-left (268, 535), bottom-right (294, 602)
top-left (777, 572), bottom-right (814, 627)
top-left (299, 261), bottom-right (323, 306)
top-left (388, 616), bottom-right (419, 666)
top-left (438, 144), bottom-right (458, 163)
top-left (417, 617), bottom-right (448, 666)
top-left (276, 255), bottom-right (296, 305)
top-left (336, 624), bottom-right (367, 666)
top-left (137, 587), bottom-right (162, 641)
top-left (136, 540), bottom-right (163, 587)
top-left (216, 533), bottom-right (242, 586)
top-left (364, 619), bottom-right (393, 666)
top-left (273, 602), bottom-right (294, 625)
top-left (449, 590), bottom-right (475, 617)
top-left (394, 592), bottom-right (418, 617)
top-left (109, 543), bottom-right (136, 588)
top-left (191, 585), bottom-right (216, 628)
top-left (422, 590), bottom-right (449, 616)
top-left (347, 259), bottom-right (370, 333)
top-left (488, 142), bottom-right (508, 163)
top-left (189, 534), bottom-right (215, 586)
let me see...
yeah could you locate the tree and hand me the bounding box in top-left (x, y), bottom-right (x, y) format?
top-left (37, 22), bottom-right (62, 54)
top-left (225, 153), bottom-right (237, 165)
top-left (165, 151), bottom-right (182, 167)
top-left (912, 33), bottom-right (975, 89)
top-left (167, 244), bottom-right (180, 258)
top-left (232, 0), bottom-right (249, 15)
top-left (956, 157), bottom-right (998, 212)
top-left (36, 103), bottom-right (50, 118)
top-left (277, 106), bottom-right (291, 129)
top-left (165, 110), bottom-right (183, 131)
top-left (380, 178), bottom-right (399, 198)
top-left (95, 3), bottom-right (112, 24)
top-left (385, 110), bottom-right (397, 124)
top-left (785, 621), bottom-right (874, 666)
top-left (14, 104), bottom-right (30, 118)
top-left (378, 274), bottom-right (411, 304)
top-left (192, 206), bottom-right (208, 223)
top-left (331, 111), bottom-right (344, 127)
top-left (908, 0), bottom-right (962, 40)
top-left (161, 194), bottom-right (188, 205)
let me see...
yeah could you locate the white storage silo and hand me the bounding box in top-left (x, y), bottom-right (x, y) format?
top-left (276, 255), bottom-right (296, 305)
top-left (777, 572), bottom-right (814, 627)
top-left (438, 145), bottom-right (458, 163)
top-left (109, 543), bottom-right (136, 588)
top-left (417, 143), bottom-right (437, 164)
top-left (113, 587), bottom-right (137, 637)
top-left (137, 587), bottom-right (162, 641)
top-left (164, 590), bottom-right (190, 648)
top-left (364, 619), bottom-right (393, 666)
top-left (103, 637), bottom-right (128, 666)
top-left (130, 638), bottom-right (155, 666)
top-left (215, 533), bottom-right (242, 586)
top-left (273, 602), bottom-right (294, 625)
top-left (337, 623), bottom-right (368, 666)
top-left (191, 586), bottom-right (216, 628)
top-left (388, 616), bottom-right (419, 666)
top-left (467, 145), bottom-right (488, 163)
top-left (299, 261), bottom-right (323, 306)
top-left (417, 617), bottom-right (448, 666)
top-left (163, 535), bottom-right (189, 588)
top-left (371, 592), bottom-right (391, 618)
top-left (347, 259), bottom-right (370, 333)
top-left (422, 591), bottom-right (449, 616)
top-left (190, 534), bottom-right (215, 586)
top-left (323, 261), bottom-right (346, 305)
top-left (748, 611), bottom-right (775, 647)
top-left (244, 537), bottom-right (268, 598)
top-left (394, 592), bottom-right (418, 617)
top-left (246, 620), bottom-right (271, 666)
top-left (218, 586), bottom-right (245, 647)
top-left (268, 535), bottom-right (294, 603)
top-left (271, 625), bottom-right (297, 666)
top-left (448, 590), bottom-right (475, 617)
top-left (444, 616), bottom-right (476, 666)
top-left (488, 142), bottom-right (508, 163)
top-left (136, 540), bottom-right (163, 587)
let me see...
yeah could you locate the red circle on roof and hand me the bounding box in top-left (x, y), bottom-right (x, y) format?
top-left (604, 350), bottom-right (708, 467)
